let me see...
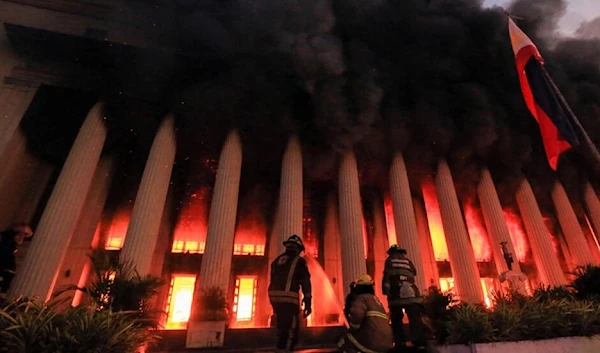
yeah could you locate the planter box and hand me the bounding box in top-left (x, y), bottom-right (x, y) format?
top-left (186, 321), bottom-right (226, 348)
top-left (436, 335), bottom-right (600, 353)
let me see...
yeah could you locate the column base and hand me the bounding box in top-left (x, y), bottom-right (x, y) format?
top-left (186, 321), bottom-right (226, 348)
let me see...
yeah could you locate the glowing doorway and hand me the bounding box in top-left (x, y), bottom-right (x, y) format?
top-left (232, 276), bottom-right (257, 327)
top-left (165, 275), bottom-right (197, 330)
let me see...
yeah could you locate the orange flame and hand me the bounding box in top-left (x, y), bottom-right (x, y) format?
top-left (172, 187), bottom-right (210, 253)
top-left (234, 215), bottom-right (267, 256)
top-left (383, 195), bottom-right (398, 246)
top-left (104, 209), bottom-right (131, 250)
top-left (543, 216), bottom-right (561, 256)
top-left (422, 180), bottom-right (450, 261)
top-left (463, 201), bottom-right (492, 262)
top-left (503, 210), bottom-right (529, 262)
top-left (303, 216), bottom-right (319, 259)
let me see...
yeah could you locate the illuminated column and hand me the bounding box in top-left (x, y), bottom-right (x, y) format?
top-left (0, 85), bottom-right (36, 160)
top-left (516, 178), bottom-right (566, 286)
top-left (8, 102), bottom-right (107, 301)
top-left (413, 197), bottom-right (439, 289)
top-left (323, 193), bottom-right (344, 307)
top-left (372, 196), bottom-right (389, 308)
top-left (120, 116), bottom-right (176, 276)
top-left (552, 181), bottom-right (595, 266)
top-left (277, 136), bottom-right (303, 249)
top-left (198, 130), bottom-right (242, 293)
top-left (435, 160), bottom-right (483, 303)
top-left (54, 157), bottom-right (115, 304)
top-left (338, 151), bottom-right (367, 295)
top-left (268, 207), bottom-right (282, 267)
top-left (478, 168), bottom-right (522, 274)
top-left (583, 182), bottom-right (600, 262)
top-left (390, 152), bottom-right (426, 291)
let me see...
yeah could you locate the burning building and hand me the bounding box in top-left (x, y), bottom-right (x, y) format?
top-left (2, 0), bottom-right (600, 346)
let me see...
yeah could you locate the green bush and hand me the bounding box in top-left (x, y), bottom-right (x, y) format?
top-left (571, 265), bottom-right (600, 302)
top-left (54, 250), bottom-right (164, 328)
top-left (446, 303), bottom-right (494, 344)
top-left (192, 286), bottom-right (230, 322)
top-left (423, 266), bottom-right (600, 345)
top-left (0, 298), bottom-right (158, 353)
top-left (422, 286), bottom-right (456, 343)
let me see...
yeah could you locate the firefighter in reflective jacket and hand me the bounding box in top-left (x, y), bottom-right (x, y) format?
top-left (383, 245), bottom-right (427, 350)
top-left (338, 274), bottom-right (393, 353)
top-left (268, 235), bottom-right (312, 353)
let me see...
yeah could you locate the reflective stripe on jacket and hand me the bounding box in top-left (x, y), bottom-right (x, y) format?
top-left (382, 254), bottom-right (423, 307)
top-left (268, 250), bottom-right (311, 306)
top-left (339, 293), bottom-right (393, 353)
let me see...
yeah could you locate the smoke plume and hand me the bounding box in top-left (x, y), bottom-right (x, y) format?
top-left (98, 0), bottom-right (600, 209)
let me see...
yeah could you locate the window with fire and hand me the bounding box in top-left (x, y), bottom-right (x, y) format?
top-left (164, 275), bottom-right (258, 329)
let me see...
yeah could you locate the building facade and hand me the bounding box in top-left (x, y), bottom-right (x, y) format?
top-left (2, 0), bottom-right (600, 333)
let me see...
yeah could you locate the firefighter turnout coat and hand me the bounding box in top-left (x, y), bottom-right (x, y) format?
top-left (382, 253), bottom-right (423, 307)
top-left (338, 293), bottom-right (393, 353)
top-left (268, 250), bottom-right (312, 307)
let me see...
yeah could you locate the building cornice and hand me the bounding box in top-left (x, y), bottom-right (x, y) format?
top-left (4, 23), bottom-right (228, 101)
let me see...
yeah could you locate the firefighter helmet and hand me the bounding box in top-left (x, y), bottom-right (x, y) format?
top-left (355, 274), bottom-right (374, 286)
top-left (387, 244), bottom-right (407, 255)
top-left (283, 235), bottom-right (305, 251)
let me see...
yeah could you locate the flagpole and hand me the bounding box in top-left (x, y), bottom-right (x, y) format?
top-left (539, 64), bottom-right (600, 171)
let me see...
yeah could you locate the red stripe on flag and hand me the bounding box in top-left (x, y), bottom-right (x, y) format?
top-left (514, 45), bottom-right (571, 170)
top-left (515, 45), bottom-right (542, 123)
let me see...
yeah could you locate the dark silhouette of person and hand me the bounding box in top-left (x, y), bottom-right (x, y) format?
top-left (268, 235), bottom-right (312, 353)
top-left (0, 223), bottom-right (33, 293)
top-left (383, 245), bottom-right (427, 350)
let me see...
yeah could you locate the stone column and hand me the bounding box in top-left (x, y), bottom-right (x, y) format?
top-left (323, 193), bottom-right (344, 308)
top-left (7, 102), bottom-right (108, 301)
top-left (277, 136), bottom-right (303, 251)
top-left (583, 182), bottom-right (600, 262)
top-left (516, 178), bottom-right (566, 286)
top-left (197, 130), bottom-right (243, 292)
top-left (268, 207), bottom-right (282, 270)
top-left (120, 115), bottom-right (176, 276)
top-left (390, 152), bottom-right (426, 291)
top-left (478, 168), bottom-right (522, 275)
top-left (413, 197), bottom-right (440, 289)
top-left (338, 151), bottom-right (367, 296)
top-left (372, 196), bottom-right (389, 308)
top-left (54, 157), bottom-right (115, 304)
top-left (435, 160), bottom-right (483, 303)
top-left (0, 85), bottom-right (37, 160)
top-left (552, 181), bottom-right (595, 266)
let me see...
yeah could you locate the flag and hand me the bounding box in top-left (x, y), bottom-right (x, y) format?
top-left (508, 17), bottom-right (579, 170)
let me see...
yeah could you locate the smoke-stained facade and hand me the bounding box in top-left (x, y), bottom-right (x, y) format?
top-left (2, 0), bottom-right (600, 334)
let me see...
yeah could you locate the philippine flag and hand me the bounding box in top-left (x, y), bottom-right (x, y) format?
top-left (508, 17), bottom-right (579, 170)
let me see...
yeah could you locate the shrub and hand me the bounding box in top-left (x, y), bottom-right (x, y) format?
top-left (532, 285), bottom-right (575, 303)
top-left (422, 286), bottom-right (456, 343)
top-left (192, 286), bottom-right (230, 322)
top-left (571, 265), bottom-right (600, 302)
top-left (424, 282), bottom-right (600, 345)
top-left (446, 303), bottom-right (494, 344)
top-left (54, 250), bottom-right (164, 328)
top-left (0, 298), bottom-right (158, 353)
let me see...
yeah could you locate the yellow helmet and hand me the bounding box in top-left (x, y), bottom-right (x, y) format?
top-left (355, 274), bottom-right (374, 286)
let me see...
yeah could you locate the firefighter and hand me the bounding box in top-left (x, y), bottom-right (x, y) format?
top-left (338, 274), bottom-right (393, 353)
top-left (268, 235), bottom-right (312, 353)
top-left (383, 245), bottom-right (427, 350)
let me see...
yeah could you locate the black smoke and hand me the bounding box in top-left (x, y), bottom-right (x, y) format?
top-left (100, 0), bottom-right (600, 209)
